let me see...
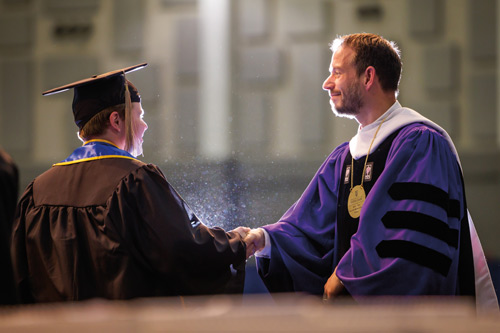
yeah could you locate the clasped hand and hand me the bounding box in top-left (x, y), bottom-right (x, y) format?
top-left (231, 227), bottom-right (266, 259)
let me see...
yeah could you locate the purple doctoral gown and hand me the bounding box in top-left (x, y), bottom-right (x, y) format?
top-left (257, 123), bottom-right (475, 297)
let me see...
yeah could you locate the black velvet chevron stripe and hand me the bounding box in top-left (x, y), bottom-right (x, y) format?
top-left (376, 240), bottom-right (452, 277)
top-left (388, 182), bottom-right (460, 218)
top-left (382, 211), bottom-right (459, 248)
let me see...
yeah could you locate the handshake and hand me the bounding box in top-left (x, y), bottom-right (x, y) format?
top-left (232, 227), bottom-right (266, 259)
top-left (231, 226), bottom-right (345, 298)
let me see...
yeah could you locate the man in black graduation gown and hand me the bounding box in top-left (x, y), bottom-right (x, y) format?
top-left (0, 148), bottom-right (18, 304)
top-left (11, 64), bottom-right (248, 303)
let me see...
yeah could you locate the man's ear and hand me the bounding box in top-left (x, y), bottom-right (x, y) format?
top-left (109, 111), bottom-right (122, 132)
top-left (363, 66), bottom-right (376, 90)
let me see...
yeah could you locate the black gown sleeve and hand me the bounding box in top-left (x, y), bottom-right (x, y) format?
top-left (10, 182), bottom-right (35, 304)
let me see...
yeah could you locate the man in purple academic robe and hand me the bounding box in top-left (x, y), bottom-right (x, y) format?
top-left (244, 33), bottom-right (498, 311)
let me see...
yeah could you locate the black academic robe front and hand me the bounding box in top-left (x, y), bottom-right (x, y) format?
top-left (0, 149), bottom-right (18, 304)
top-left (11, 142), bottom-right (246, 303)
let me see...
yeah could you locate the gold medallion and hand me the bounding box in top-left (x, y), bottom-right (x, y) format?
top-left (347, 185), bottom-right (366, 218)
top-left (347, 116), bottom-right (387, 220)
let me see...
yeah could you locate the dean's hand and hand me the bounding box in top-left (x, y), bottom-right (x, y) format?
top-left (243, 228), bottom-right (266, 259)
top-left (323, 267), bottom-right (344, 301)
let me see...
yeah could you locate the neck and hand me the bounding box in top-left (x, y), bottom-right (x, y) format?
top-left (355, 94), bottom-right (396, 128)
top-left (85, 133), bottom-right (125, 151)
top-left (84, 138), bottom-right (118, 147)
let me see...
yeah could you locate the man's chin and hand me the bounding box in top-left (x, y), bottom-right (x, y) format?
top-left (331, 106), bottom-right (357, 120)
top-left (129, 144), bottom-right (144, 158)
top-left (135, 149), bottom-right (144, 158)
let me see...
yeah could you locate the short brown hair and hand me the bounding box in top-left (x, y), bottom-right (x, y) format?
top-left (332, 33), bottom-right (402, 93)
top-left (79, 104), bottom-right (125, 141)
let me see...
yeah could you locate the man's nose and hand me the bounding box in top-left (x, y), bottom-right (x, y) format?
top-left (323, 75), bottom-right (333, 91)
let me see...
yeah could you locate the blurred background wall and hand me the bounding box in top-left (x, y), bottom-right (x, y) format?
top-left (0, 0), bottom-right (499, 267)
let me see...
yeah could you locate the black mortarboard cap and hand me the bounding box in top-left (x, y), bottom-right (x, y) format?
top-left (42, 63), bottom-right (147, 129)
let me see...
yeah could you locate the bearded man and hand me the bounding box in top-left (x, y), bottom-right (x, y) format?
top-left (244, 33), bottom-right (498, 311)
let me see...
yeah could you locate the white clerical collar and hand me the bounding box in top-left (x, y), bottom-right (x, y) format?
top-left (349, 101), bottom-right (460, 166)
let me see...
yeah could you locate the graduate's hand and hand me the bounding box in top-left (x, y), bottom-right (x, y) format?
top-left (323, 267), bottom-right (344, 301)
top-left (231, 226), bottom-right (251, 239)
top-left (243, 228), bottom-right (265, 258)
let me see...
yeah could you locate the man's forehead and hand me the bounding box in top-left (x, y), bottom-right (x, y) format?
top-left (332, 46), bottom-right (354, 66)
top-left (132, 102), bottom-right (144, 114)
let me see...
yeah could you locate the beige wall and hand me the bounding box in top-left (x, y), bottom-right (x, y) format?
top-left (1, 0), bottom-right (499, 257)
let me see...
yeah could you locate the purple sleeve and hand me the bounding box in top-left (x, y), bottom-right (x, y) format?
top-left (257, 143), bottom-right (349, 295)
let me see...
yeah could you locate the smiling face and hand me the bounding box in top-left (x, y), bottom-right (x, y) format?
top-left (322, 46), bottom-right (365, 119)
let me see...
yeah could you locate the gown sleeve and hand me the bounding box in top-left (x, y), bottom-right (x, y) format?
top-left (10, 182), bottom-right (35, 303)
top-left (106, 164), bottom-right (246, 295)
top-left (336, 125), bottom-right (466, 296)
top-left (256, 143), bottom-right (348, 295)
